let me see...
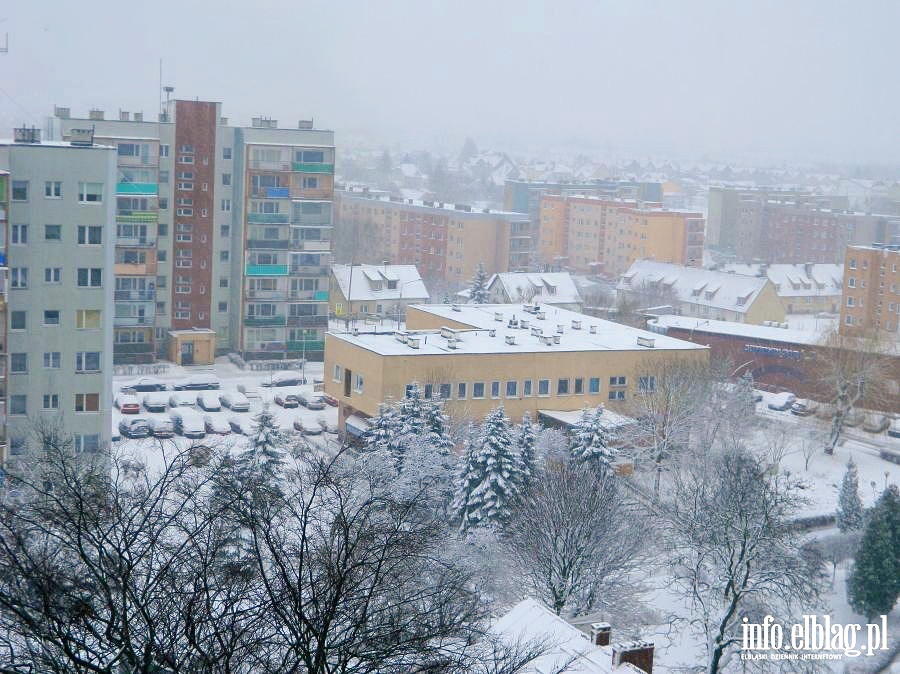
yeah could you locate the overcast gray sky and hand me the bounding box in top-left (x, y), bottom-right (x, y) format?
top-left (2, 0), bottom-right (898, 163)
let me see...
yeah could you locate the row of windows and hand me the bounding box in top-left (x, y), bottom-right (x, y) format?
top-left (9, 309), bottom-right (101, 330)
top-left (10, 223), bottom-right (103, 245)
top-left (9, 392), bottom-right (101, 416)
top-left (10, 351), bottom-right (101, 373)
top-left (10, 267), bottom-right (102, 289)
top-left (10, 181), bottom-right (103, 203)
top-left (10, 433), bottom-right (100, 456)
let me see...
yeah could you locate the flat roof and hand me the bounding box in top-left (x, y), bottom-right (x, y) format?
top-left (338, 189), bottom-right (528, 219)
top-left (328, 303), bottom-right (707, 356)
top-left (537, 407), bottom-right (636, 431)
top-left (0, 139), bottom-right (115, 150)
top-left (648, 315), bottom-right (825, 346)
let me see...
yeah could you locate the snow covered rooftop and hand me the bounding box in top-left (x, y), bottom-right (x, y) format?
top-left (327, 303), bottom-right (706, 356)
top-left (617, 261), bottom-right (770, 315)
top-left (647, 314), bottom-right (827, 346)
top-left (488, 272), bottom-right (583, 305)
top-left (717, 263), bottom-right (843, 298)
top-left (537, 408), bottom-right (636, 432)
top-left (331, 264), bottom-right (430, 303)
top-left (337, 188), bottom-right (528, 219)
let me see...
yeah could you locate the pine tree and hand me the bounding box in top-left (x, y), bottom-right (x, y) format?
top-left (451, 428), bottom-right (482, 532)
top-left (424, 399), bottom-right (454, 453)
top-left (836, 458), bottom-right (864, 533)
top-left (364, 403), bottom-right (399, 453)
top-left (237, 404), bottom-right (286, 483)
top-left (516, 411), bottom-right (537, 492)
top-left (469, 262), bottom-right (489, 303)
top-left (847, 485), bottom-right (900, 619)
top-left (570, 407), bottom-right (616, 471)
top-left (452, 406), bottom-right (521, 531)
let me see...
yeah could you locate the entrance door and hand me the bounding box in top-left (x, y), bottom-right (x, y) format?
top-left (181, 341), bottom-right (194, 366)
top-left (344, 368), bottom-right (352, 397)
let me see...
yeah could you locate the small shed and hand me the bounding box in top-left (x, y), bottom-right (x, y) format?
top-left (167, 328), bottom-right (216, 366)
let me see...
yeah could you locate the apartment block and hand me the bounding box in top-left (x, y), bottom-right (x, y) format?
top-left (0, 129), bottom-right (116, 464)
top-left (538, 194), bottom-right (704, 277)
top-left (56, 102), bottom-right (334, 363)
top-left (0, 172), bottom-right (9, 463)
top-left (840, 244), bottom-right (900, 339)
top-left (334, 189), bottom-right (531, 286)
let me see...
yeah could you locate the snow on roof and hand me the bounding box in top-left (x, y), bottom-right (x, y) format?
top-left (647, 315), bottom-right (826, 346)
top-left (328, 303), bottom-right (706, 357)
top-left (537, 408), bottom-right (636, 432)
top-left (488, 272), bottom-right (583, 305)
top-left (331, 264), bottom-right (430, 303)
top-left (717, 263), bottom-right (843, 298)
top-left (617, 261), bottom-right (770, 314)
top-left (490, 598), bottom-right (614, 673)
top-left (338, 188), bottom-right (528, 219)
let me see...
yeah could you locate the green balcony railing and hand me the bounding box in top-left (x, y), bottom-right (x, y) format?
top-left (246, 264), bottom-right (289, 276)
top-left (247, 213), bottom-right (289, 225)
top-left (314, 290), bottom-right (329, 301)
top-left (117, 210), bottom-right (157, 223)
top-left (116, 182), bottom-right (159, 196)
top-left (291, 162), bottom-right (334, 174)
top-left (244, 316), bottom-right (286, 327)
top-left (286, 340), bottom-right (325, 353)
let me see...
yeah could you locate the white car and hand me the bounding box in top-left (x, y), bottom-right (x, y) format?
top-left (203, 415), bottom-right (231, 435)
top-left (142, 392), bottom-right (169, 413)
top-left (261, 371), bottom-right (306, 387)
top-left (148, 417), bottom-right (175, 438)
top-left (889, 418), bottom-right (900, 439)
top-left (228, 416), bottom-right (254, 435)
top-left (168, 391), bottom-right (196, 408)
top-left (237, 384), bottom-right (262, 399)
top-left (173, 374), bottom-right (221, 390)
top-left (169, 409), bottom-right (206, 439)
top-left (767, 392), bottom-right (797, 411)
top-left (197, 392), bottom-right (222, 412)
top-left (220, 392), bottom-right (251, 412)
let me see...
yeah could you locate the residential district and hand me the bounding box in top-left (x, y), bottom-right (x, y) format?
top-left (0, 99), bottom-right (898, 673)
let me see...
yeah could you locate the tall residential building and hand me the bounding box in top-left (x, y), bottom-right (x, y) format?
top-left (840, 244), bottom-right (900, 339)
top-left (0, 171), bottom-right (9, 463)
top-left (537, 194), bottom-right (704, 277)
top-left (503, 178), bottom-right (663, 223)
top-left (56, 101), bottom-right (335, 362)
top-left (0, 128), bottom-right (116, 465)
top-left (334, 189), bottom-right (531, 286)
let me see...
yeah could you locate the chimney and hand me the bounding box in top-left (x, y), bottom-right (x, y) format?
top-left (612, 641), bottom-right (655, 674)
top-left (119, 110), bottom-right (131, 121)
top-left (133, 112), bottom-right (144, 122)
top-left (591, 622), bottom-right (611, 646)
top-left (89, 109), bottom-right (105, 121)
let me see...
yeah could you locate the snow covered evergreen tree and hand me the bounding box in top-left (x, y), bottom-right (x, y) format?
top-left (363, 403), bottom-right (399, 453)
top-left (836, 458), bottom-right (864, 533)
top-left (237, 404), bottom-right (286, 483)
top-left (451, 406), bottom-right (520, 531)
top-left (469, 262), bottom-right (489, 303)
top-left (569, 407), bottom-right (616, 471)
top-left (451, 427), bottom-right (482, 533)
top-left (847, 484), bottom-right (900, 619)
top-left (516, 411), bottom-right (537, 492)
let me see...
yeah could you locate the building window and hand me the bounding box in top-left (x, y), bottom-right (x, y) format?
top-left (77, 225), bottom-right (103, 244)
top-left (11, 311), bottom-right (26, 330)
top-left (439, 383), bottom-right (451, 400)
top-left (43, 310), bottom-right (60, 326)
top-left (11, 223), bottom-right (27, 244)
top-left (219, 277), bottom-right (229, 288)
top-left (42, 393), bottom-right (60, 411)
top-left (10, 395), bottom-right (27, 415)
top-left (222, 173), bottom-right (231, 186)
top-left (538, 379), bottom-right (550, 396)
top-left (589, 377), bottom-right (601, 394)
top-left (160, 144), bottom-right (170, 157)
top-left (354, 373), bottom-right (364, 394)
top-left (333, 364), bottom-right (342, 382)
top-left (75, 351), bottom-right (101, 373)
top-left (506, 380), bottom-right (518, 397)
top-left (473, 382), bottom-right (485, 399)
top-left (159, 172), bottom-right (169, 186)
top-left (845, 315), bottom-right (854, 326)
top-left (12, 180), bottom-right (29, 201)
top-left (523, 379), bottom-right (532, 396)
top-left (75, 309), bottom-right (101, 329)
top-left (44, 224), bottom-right (61, 241)
top-left (574, 377), bottom-right (584, 394)
top-left (11, 268), bottom-right (28, 289)
top-left (848, 277), bottom-right (856, 288)
top-left (178, 155), bottom-right (194, 165)
top-left (44, 180), bottom-right (62, 198)
top-left (457, 382), bottom-right (467, 399)
top-left (217, 301), bottom-right (227, 313)
top-left (74, 434), bottom-right (101, 454)
top-left (557, 378), bottom-right (570, 395)
top-left (302, 177), bottom-right (318, 189)
top-left (609, 376), bottom-right (627, 387)
top-left (77, 268), bottom-right (103, 287)
top-left (10, 353), bottom-right (27, 373)
top-left (158, 250), bottom-right (167, 262)
top-left (639, 376), bottom-right (656, 392)
top-left (221, 225), bottom-right (230, 237)
top-left (43, 351), bottom-right (61, 368)
top-left (846, 296), bottom-right (855, 307)
top-left (78, 182), bottom-right (104, 203)
top-left (220, 251), bottom-right (230, 261)
top-left (223, 147), bottom-right (232, 160)
top-left (609, 390), bottom-right (626, 401)
top-left (221, 198), bottom-right (231, 212)
top-left (74, 393), bottom-right (100, 413)
top-left (491, 381), bottom-right (500, 398)
top-left (158, 223), bottom-right (168, 236)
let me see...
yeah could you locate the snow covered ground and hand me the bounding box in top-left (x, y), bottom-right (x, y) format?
top-left (785, 312), bottom-right (839, 335)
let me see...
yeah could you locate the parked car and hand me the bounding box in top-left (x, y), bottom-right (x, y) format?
top-left (863, 414), bottom-right (890, 434)
top-left (168, 391), bottom-right (196, 408)
top-left (261, 371), bottom-right (306, 387)
top-left (115, 394), bottom-right (141, 414)
top-left (293, 418), bottom-right (322, 435)
top-left (322, 393), bottom-right (338, 407)
top-left (767, 392), bottom-right (796, 411)
top-left (142, 392), bottom-right (169, 413)
top-left (299, 392), bottom-right (326, 410)
top-left (203, 415), bottom-right (231, 435)
top-left (173, 374), bottom-right (221, 390)
top-left (275, 393), bottom-right (300, 408)
top-left (148, 417), bottom-right (175, 438)
top-left (844, 410), bottom-right (865, 427)
top-left (228, 416), bottom-right (254, 435)
top-left (119, 417), bottom-right (151, 439)
top-left (169, 409), bottom-right (206, 439)
top-left (197, 392), bottom-right (222, 411)
top-left (751, 390), bottom-right (764, 403)
top-left (790, 400), bottom-right (818, 417)
top-left (124, 377), bottom-right (167, 392)
top-left (220, 391), bottom-right (251, 412)
top-left (889, 418), bottom-right (900, 439)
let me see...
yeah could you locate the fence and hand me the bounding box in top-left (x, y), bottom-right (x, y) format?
top-left (113, 363), bottom-right (171, 376)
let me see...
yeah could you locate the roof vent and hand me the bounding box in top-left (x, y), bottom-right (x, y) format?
top-left (440, 327), bottom-right (456, 340)
top-left (507, 318), bottom-right (519, 329)
top-left (520, 319), bottom-right (530, 329)
top-left (556, 324), bottom-right (564, 334)
top-left (352, 327), bottom-right (359, 336)
top-left (488, 329), bottom-right (496, 337)
top-left (589, 325), bottom-right (597, 334)
top-left (505, 335), bottom-right (516, 345)
top-left (446, 340), bottom-right (458, 349)
top-left (133, 112), bottom-right (143, 122)
top-left (68, 127), bottom-right (95, 146)
top-left (522, 304), bottom-right (536, 314)
top-left (536, 310), bottom-right (546, 320)
top-left (119, 110), bottom-right (131, 121)
top-left (298, 119), bottom-right (314, 129)
top-left (89, 109), bottom-right (105, 121)
top-left (451, 304), bottom-right (461, 312)
top-left (531, 326), bottom-right (543, 337)
top-left (13, 127), bottom-right (41, 144)
top-left (394, 331), bottom-right (409, 344)
top-left (540, 335), bottom-right (553, 346)
top-left (572, 319), bottom-right (582, 330)
top-left (637, 336), bottom-right (655, 348)
top-left (494, 311), bottom-right (504, 322)
top-left (407, 336), bottom-right (421, 349)
top-left (54, 106), bottom-right (71, 119)
top-left (553, 334), bottom-right (561, 344)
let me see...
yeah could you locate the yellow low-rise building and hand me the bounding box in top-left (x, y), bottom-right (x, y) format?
top-left (324, 303), bottom-right (708, 435)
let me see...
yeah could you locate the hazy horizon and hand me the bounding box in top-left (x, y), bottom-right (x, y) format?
top-left (2, 1), bottom-right (899, 165)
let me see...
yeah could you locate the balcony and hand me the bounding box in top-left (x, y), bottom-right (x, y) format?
top-left (286, 340), bottom-right (325, 353)
top-left (265, 187), bottom-right (290, 199)
top-left (289, 290), bottom-right (329, 302)
top-left (117, 154), bottom-right (159, 168)
top-left (246, 264), bottom-right (289, 276)
top-left (291, 212), bottom-right (333, 226)
top-left (290, 239), bottom-right (331, 252)
top-left (287, 315), bottom-right (328, 328)
top-left (247, 213), bottom-right (290, 225)
top-left (246, 289), bottom-right (288, 300)
top-left (113, 342), bottom-right (155, 355)
top-left (244, 315), bottom-right (287, 327)
top-left (116, 236), bottom-right (156, 248)
top-left (289, 265), bottom-right (330, 276)
top-left (116, 182), bottom-right (159, 196)
top-left (116, 260), bottom-right (157, 276)
top-left (248, 160), bottom-right (292, 171)
top-left (115, 289), bottom-right (156, 301)
top-left (247, 239), bottom-right (289, 250)
top-left (114, 315), bottom-right (155, 327)
top-left (117, 210), bottom-right (157, 223)
top-left (291, 162), bottom-right (334, 174)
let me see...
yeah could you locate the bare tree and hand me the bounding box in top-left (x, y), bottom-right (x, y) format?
top-left (661, 445), bottom-right (825, 674)
top-left (502, 460), bottom-right (648, 617)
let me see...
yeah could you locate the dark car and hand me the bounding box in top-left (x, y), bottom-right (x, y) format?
top-left (126, 377), bottom-right (168, 392)
top-left (261, 371), bottom-right (307, 387)
top-left (299, 393), bottom-right (326, 410)
top-left (173, 374), bottom-right (221, 391)
top-left (275, 393), bottom-right (300, 408)
top-left (119, 417), bottom-right (151, 439)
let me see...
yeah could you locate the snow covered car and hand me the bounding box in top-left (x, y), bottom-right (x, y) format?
top-left (169, 409), bottom-right (205, 439)
top-left (767, 392), bottom-right (796, 411)
top-left (322, 393), bottom-right (338, 407)
top-left (228, 416), bottom-right (254, 435)
top-left (275, 393), bottom-right (300, 408)
top-left (299, 392), bottom-right (326, 410)
top-left (173, 374), bottom-right (220, 391)
top-left (261, 371), bottom-right (307, 387)
top-left (148, 417), bottom-right (175, 439)
top-left (142, 392), bottom-right (169, 413)
top-left (203, 415), bottom-right (231, 435)
top-left (124, 377), bottom-right (168, 392)
top-left (293, 419), bottom-right (322, 436)
top-left (119, 417), bottom-right (151, 439)
top-left (790, 400), bottom-right (818, 417)
top-left (237, 384), bottom-right (262, 399)
top-left (168, 391), bottom-right (196, 408)
top-left (115, 394), bottom-right (141, 414)
top-left (196, 392), bottom-right (222, 412)
top-left (889, 418), bottom-right (900, 438)
top-left (220, 392), bottom-right (251, 412)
